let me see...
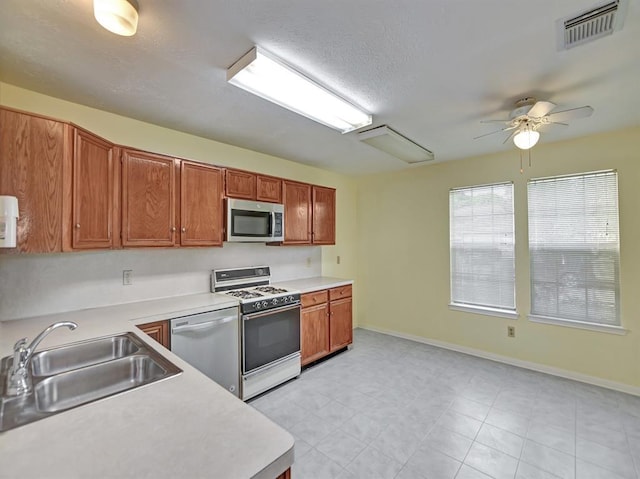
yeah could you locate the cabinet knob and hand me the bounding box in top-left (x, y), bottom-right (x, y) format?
top-left (181, 227), bottom-right (186, 233)
top-left (170, 227), bottom-right (176, 232)
top-left (75, 223), bottom-right (81, 229)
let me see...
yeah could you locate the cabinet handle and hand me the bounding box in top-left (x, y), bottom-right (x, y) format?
top-left (181, 227), bottom-right (186, 233)
top-left (170, 227), bottom-right (176, 232)
top-left (75, 223), bottom-right (81, 229)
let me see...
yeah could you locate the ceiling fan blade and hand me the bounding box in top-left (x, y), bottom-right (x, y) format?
top-left (473, 125), bottom-right (517, 140)
top-left (480, 119), bottom-right (510, 124)
top-left (549, 121), bottom-right (569, 126)
top-left (546, 106), bottom-right (594, 123)
top-left (527, 101), bottom-right (556, 118)
top-left (502, 129), bottom-right (519, 145)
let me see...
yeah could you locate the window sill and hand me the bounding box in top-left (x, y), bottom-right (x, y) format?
top-left (449, 303), bottom-right (519, 320)
top-left (528, 315), bottom-right (628, 335)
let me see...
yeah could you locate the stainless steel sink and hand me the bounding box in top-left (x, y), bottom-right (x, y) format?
top-left (31, 334), bottom-right (141, 376)
top-left (0, 332), bottom-right (181, 431)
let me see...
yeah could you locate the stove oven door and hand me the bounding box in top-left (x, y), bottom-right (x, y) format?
top-left (242, 303), bottom-right (301, 374)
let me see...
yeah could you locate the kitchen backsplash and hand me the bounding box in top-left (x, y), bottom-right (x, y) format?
top-left (0, 244), bottom-right (321, 321)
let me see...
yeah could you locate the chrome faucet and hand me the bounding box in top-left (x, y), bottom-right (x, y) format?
top-left (5, 321), bottom-right (78, 396)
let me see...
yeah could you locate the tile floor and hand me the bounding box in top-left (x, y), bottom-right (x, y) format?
top-left (249, 328), bottom-right (640, 479)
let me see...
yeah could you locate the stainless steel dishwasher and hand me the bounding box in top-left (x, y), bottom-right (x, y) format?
top-left (170, 306), bottom-right (240, 397)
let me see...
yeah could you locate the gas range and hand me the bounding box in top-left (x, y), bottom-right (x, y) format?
top-left (211, 267), bottom-right (301, 314)
top-left (211, 266), bottom-right (302, 400)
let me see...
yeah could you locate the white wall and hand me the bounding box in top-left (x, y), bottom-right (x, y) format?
top-left (0, 244), bottom-right (321, 320)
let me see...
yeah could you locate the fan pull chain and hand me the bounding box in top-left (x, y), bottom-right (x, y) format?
top-left (520, 150), bottom-right (523, 174)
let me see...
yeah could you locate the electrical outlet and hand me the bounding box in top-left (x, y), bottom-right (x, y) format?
top-left (507, 326), bottom-right (515, 338)
top-left (336, 255), bottom-right (341, 265)
top-left (123, 269), bottom-right (133, 286)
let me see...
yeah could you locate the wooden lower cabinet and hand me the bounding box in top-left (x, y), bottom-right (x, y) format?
top-left (276, 468), bottom-right (291, 479)
top-left (301, 302), bottom-right (330, 365)
top-left (300, 285), bottom-right (352, 366)
top-left (136, 320), bottom-right (170, 349)
top-left (329, 297), bottom-right (352, 352)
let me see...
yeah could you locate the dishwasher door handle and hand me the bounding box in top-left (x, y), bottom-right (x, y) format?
top-left (171, 316), bottom-right (235, 334)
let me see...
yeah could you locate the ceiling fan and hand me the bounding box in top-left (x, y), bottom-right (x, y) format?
top-left (475, 97), bottom-right (594, 150)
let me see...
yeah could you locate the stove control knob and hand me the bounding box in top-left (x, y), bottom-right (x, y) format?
top-left (288, 295), bottom-right (294, 302)
top-left (262, 301), bottom-right (268, 308)
top-left (282, 296), bottom-right (288, 303)
top-left (272, 298), bottom-right (278, 305)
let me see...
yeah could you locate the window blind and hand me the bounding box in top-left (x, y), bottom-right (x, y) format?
top-left (450, 183), bottom-right (515, 311)
top-left (528, 170), bottom-right (620, 326)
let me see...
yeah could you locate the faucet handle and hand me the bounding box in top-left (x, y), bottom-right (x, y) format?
top-left (12, 338), bottom-right (29, 368)
top-left (13, 338), bottom-right (28, 351)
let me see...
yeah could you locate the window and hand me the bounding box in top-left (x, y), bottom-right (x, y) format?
top-left (449, 183), bottom-right (516, 315)
top-left (528, 170), bottom-right (620, 327)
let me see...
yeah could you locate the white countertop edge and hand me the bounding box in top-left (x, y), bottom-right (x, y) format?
top-left (273, 276), bottom-right (353, 293)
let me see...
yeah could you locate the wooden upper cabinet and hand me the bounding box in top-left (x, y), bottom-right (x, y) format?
top-left (121, 149), bottom-right (176, 247)
top-left (312, 186), bottom-right (336, 245)
top-left (68, 128), bottom-right (116, 250)
top-left (226, 168), bottom-right (282, 204)
top-left (0, 108), bottom-right (68, 253)
top-left (282, 180), bottom-right (312, 244)
top-left (256, 175), bottom-right (282, 203)
top-left (225, 168), bottom-right (256, 200)
top-left (180, 161), bottom-right (223, 246)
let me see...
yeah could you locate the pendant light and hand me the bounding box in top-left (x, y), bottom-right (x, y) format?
top-left (93, 0), bottom-right (139, 37)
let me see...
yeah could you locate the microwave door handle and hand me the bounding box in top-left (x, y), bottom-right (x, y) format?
top-left (270, 212), bottom-right (275, 236)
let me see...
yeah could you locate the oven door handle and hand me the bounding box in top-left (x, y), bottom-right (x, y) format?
top-left (243, 303), bottom-right (300, 320)
top-left (172, 316), bottom-right (235, 334)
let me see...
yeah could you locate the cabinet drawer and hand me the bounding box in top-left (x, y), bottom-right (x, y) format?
top-left (329, 285), bottom-right (352, 301)
top-left (301, 290), bottom-right (328, 308)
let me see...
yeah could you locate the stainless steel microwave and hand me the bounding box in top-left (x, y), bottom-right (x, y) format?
top-left (226, 198), bottom-right (284, 242)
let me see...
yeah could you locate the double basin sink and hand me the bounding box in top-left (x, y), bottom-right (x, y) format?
top-left (0, 332), bottom-right (182, 431)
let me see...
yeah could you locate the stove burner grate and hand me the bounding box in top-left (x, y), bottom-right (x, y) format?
top-left (253, 286), bottom-right (288, 294)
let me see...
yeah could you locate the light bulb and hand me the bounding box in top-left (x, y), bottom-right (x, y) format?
top-left (94, 0), bottom-right (138, 36)
top-left (513, 129), bottom-right (540, 150)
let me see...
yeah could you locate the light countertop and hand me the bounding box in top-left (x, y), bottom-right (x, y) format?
top-left (273, 276), bottom-right (353, 293)
top-left (0, 293), bottom-right (293, 479)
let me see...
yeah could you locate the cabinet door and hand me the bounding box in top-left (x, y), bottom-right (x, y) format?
top-left (71, 129), bottom-right (115, 249)
top-left (181, 161), bottom-right (224, 246)
top-left (121, 150), bottom-right (176, 246)
top-left (225, 169), bottom-right (256, 200)
top-left (312, 186), bottom-right (336, 245)
top-left (282, 180), bottom-right (311, 244)
top-left (256, 175), bottom-right (282, 203)
top-left (137, 321), bottom-right (170, 349)
top-left (0, 108), bottom-right (67, 253)
top-left (301, 303), bottom-right (330, 365)
top-left (329, 297), bottom-right (352, 352)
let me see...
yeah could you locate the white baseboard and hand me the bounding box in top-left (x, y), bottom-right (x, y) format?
top-left (358, 325), bottom-right (640, 397)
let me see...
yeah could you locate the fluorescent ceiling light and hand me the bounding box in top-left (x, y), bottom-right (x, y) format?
top-left (94, 0), bottom-right (139, 36)
top-left (513, 129), bottom-right (540, 150)
top-left (227, 47), bottom-right (372, 133)
top-left (358, 125), bottom-right (434, 164)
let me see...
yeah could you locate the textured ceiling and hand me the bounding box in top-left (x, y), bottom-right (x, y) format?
top-left (1, 1), bottom-right (639, 176)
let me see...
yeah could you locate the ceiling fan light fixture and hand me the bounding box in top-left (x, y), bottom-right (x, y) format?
top-left (513, 129), bottom-right (540, 150)
top-left (227, 47), bottom-right (372, 133)
top-left (93, 0), bottom-right (138, 37)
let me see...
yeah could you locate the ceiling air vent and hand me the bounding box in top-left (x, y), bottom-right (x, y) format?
top-left (557, 0), bottom-right (627, 50)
